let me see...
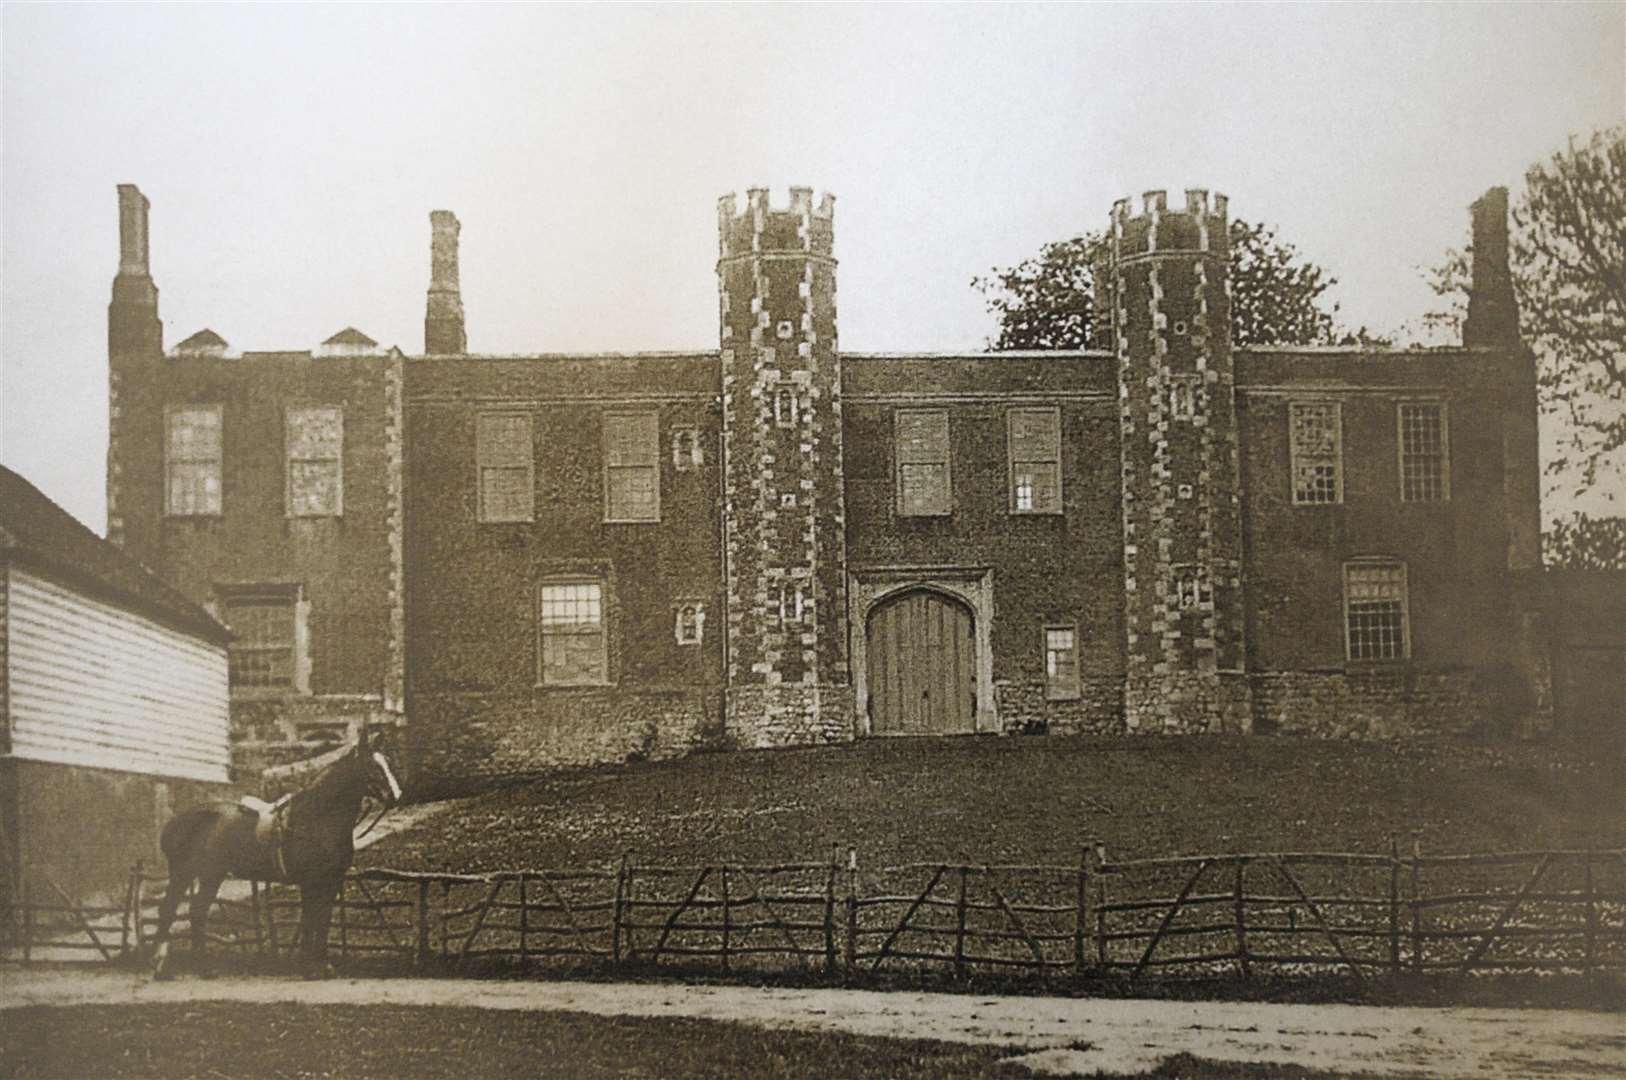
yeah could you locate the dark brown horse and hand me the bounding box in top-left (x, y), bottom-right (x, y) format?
top-left (151, 728), bottom-right (403, 979)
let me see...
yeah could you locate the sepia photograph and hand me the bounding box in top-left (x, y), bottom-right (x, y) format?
top-left (1, 3), bottom-right (1623, 1077)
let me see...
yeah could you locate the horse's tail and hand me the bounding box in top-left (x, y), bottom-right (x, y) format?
top-left (159, 807), bottom-right (219, 866)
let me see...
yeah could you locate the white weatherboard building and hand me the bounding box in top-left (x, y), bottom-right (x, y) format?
top-left (1, 465), bottom-right (231, 911)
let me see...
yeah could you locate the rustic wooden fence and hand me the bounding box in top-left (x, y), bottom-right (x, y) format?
top-left (7, 844), bottom-right (1624, 980)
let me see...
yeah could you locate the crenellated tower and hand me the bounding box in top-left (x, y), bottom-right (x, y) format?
top-left (1104, 189), bottom-right (1250, 732)
top-left (717, 187), bottom-right (853, 745)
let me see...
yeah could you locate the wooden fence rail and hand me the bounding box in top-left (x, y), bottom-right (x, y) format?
top-left (6, 843), bottom-right (1625, 982)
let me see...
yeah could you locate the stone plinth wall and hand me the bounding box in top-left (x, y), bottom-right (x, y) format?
top-left (1249, 669), bottom-right (1534, 740)
top-left (995, 677), bottom-right (1123, 735)
top-left (407, 687), bottom-right (722, 798)
top-left (727, 684), bottom-right (855, 748)
top-left (1124, 672), bottom-right (1252, 734)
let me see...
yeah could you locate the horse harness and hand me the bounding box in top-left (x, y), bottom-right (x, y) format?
top-left (238, 794), bottom-right (294, 880)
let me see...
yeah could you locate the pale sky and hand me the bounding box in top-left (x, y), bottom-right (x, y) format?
top-left (3, 3), bottom-right (1623, 531)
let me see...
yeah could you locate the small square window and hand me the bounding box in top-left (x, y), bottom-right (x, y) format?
top-left (674, 602), bottom-right (705, 645)
top-left (1170, 377), bottom-right (1199, 421)
top-left (774, 388), bottom-right (800, 429)
top-left (672, 427), bottom-right (702, 471)
top-left (1172, 565), bottom-right (1211, 610)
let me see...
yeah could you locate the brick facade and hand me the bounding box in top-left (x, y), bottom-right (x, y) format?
top-left (104, 181), bottom-right (1581, 792)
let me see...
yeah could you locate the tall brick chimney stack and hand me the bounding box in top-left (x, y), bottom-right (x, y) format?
top-left (109, 184), bottom-right (161, 356)
top-left (1463, 187), bottom-right (1520, 347)
top-left (424, 209), bottom-right (467, 354)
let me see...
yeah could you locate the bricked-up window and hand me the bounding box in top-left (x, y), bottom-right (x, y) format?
top-left (1398, 402), bottom-right (1449, 503)
top-left (604, 411), bottom-right (660, 522)
top-left (1008, 407), bottom-right (1061, 514)
top-left (538, 580), bottom-right (607, 685)
top-left (477, 413), bottom-right (534, 522)
top-left (166, 406), bottom-right (222, 516)
top-left (1290, 402), bottom-right (1342, 505)
top-left (1344, 561), bottom-right (1409, 662)
top-left (286, 406), bottom-right (343, 517)
top-left (1045, 625), bottom-right (1080, 700)
top-left (219, 584), bottom-right (305, 694)
top-left (896, 410), bottom-right (951, 516)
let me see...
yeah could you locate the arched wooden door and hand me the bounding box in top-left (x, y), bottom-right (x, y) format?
top-left (866, 590), bottom-right (976, 735)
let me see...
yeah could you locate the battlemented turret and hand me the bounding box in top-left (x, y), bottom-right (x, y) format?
top-left (717, 187), bottom-right (852, 744)
top-left (1105, 189), bottom-right (1250, 732)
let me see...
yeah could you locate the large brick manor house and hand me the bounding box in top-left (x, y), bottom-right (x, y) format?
top-left (104, 182), bottom-right (1552, 791)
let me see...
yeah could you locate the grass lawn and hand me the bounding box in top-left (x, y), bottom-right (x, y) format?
top-left (362, 737), bottom-right (1625, 873)
top-left (0, 1004), bottom-right (1360, 1079)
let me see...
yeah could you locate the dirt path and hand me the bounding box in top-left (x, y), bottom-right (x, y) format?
top-left (4, 968), bottom-right (1622, 1078)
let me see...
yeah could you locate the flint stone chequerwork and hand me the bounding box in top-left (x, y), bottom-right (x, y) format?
top-left (717, 189), bottom-right (853, 746)
top-left (1106, 190), bottom-right (1250, 734)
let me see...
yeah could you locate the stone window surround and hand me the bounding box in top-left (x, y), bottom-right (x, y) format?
top-left (848, 565), bottom-right (996, 736)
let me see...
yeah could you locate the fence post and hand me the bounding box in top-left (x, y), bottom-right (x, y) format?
top-left (1074, 845), bottom-right (1089, 977)
top-left (823, 845), bottom-right (838, 976)
top-left (720, 865), bottom-right (732, 975)
top-left (1388, 836), bottom-right (1401, 976)
top-left (611, 854), bottom-right (628, 965)
top-left (414, 880), bottom-right (430, 969)
top-left (954, 865), bottom-right (968, 979)
top-left (843, 847), bottom-right (858, 984)
top-left (439, 881), bottom-right (451, 958)
top-left (120, 865), bottom-right (136, 956)
top-left (1234, 857), bottom-right (1250, 978)
top-left (133, 860), bottom-right (146, 953)
top-left (266, 882), bottom-right (282, 959)
top-left (337, 879), bottom-right (348, 959)
top-left (22, 881), bottom-right (32, 966)
top-left (1583, 851), bottom-right (1597, 978)
top-left (1409, 835), bottom-right (1423, 974)
top-left (250, 879), bottom-right (264, 954)
top-left (518, 871), bottom-right (529, 963)
top-left (1094, 842), bottom-right (1108, 967)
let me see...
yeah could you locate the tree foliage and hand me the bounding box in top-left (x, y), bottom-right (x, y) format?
top-left (973, 219), bottom-right (1367, 351)
top-left (1515, 128), bottom-right (1626, 499)
top-left (1418, 128), bottom-right (1625, 500)
top-left (1542, 512), bottom-right (1626, 571)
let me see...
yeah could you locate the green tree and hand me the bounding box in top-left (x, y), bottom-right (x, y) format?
top-left (973, 219), bottom-right (1370, 351)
